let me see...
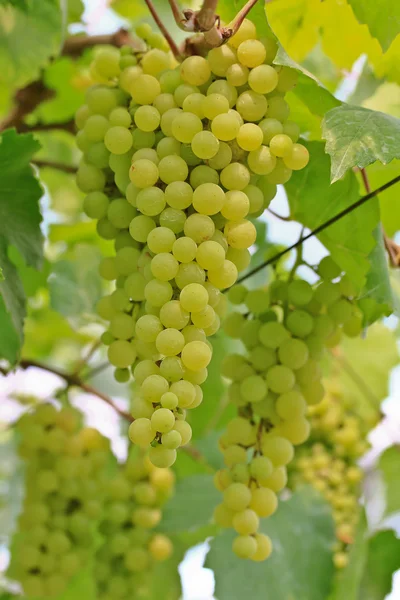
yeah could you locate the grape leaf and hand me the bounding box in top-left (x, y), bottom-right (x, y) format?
top-left (335, 323), bottom-right (399, 425)
top-left (159, 475), bottom-right (220, 533)
top-left (67, 0), bottom-right (84, 23)
top-left (379, 446), bottom-right (400, 519)
top-left (285, 141), bottom-right (379, 293)
top-left (0, 0), bottom-right (29, 9)
top-left (48, 244), bottom-right (103, 328)
top-left (364, 161), bottom-right (400, 237)
top-left (348, 0), bottom-right (400, 52)
top-left (347, 62), bottom-right (384, 107)
top-left (0, 129), bottom-right (43, 362)
top-left (266, 0), bottom-right (322, 62)
top-left (322, 104), bottom-right (400, 183)
top-left (330, 513), bottom-right (368, 600)
top-left (0, 0), bottom-right (63, 87)
top-left (36, 57), bottom-right (86, 124)
top-left (359, 529), bottom-right (400, 600)
top-left (207, 488), bottom-right (335, 600)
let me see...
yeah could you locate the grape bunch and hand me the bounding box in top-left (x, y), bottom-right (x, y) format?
top-left (95, 452), bottom-right (174, 600)
top-left (290, 378), bottom-right (374, 569)
top-left (213, 256), bottom-right (364, 560)
top-left (75, 19), bottom-right (309, 468)
top-left (9, 404), bottom-right (110, 597)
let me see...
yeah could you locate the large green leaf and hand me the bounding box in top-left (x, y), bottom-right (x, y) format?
top-left (322, 105), bottom-right (400, 183)
top-left (273, 47), bottom-right (341, 118)
top-left (159, 475), bottom-right (220, 533)
top-left (0, 0), bottom-right (63, 87)
top-left (337, 323), bottom-right (399, 424)
top-left (0, 129), bottom-right (43, 362)
top-left (48, 244), bottom-right (103, 328)
top-left (359, 530), bottom-right (400, 600)
top-left (207, 488), bottom-right (335, 600)
top-left (36, 57), bottom-right (86, 124)
top-left (285, 141), bottom-right (379, 293)
top-left (348, 0), bottom-right (400, 52)
top-left (379, 446), bottom-right (400, 519)
top-left (365, 160), bottom-right (400, 237)
top-left (330, 513), bottom-right (368, 600)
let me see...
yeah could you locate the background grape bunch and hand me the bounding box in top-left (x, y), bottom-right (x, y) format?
top-left (9, 405), bottom-right (111, 598)
top-left (289, 378), bottom-right (375, 569)
top-left (213, 255), bottom-right (364, 559)
top-left (95, 452), bottom-right (174, 600)
top-left (75, 19), bottom-right (310, 471)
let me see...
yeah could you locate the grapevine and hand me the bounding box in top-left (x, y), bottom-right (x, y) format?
top-left (213, 256), bottom-right (365, 560)
top-left (9, 405), bottom-right (111, 597)
top-left (95, 452), bottom-right (174, 600)
top-left (289, 377), bottom-right (376, 569)
top-left (75, 18), bottom-right (310, 469)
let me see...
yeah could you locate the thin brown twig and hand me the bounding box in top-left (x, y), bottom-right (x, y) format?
top-left (19, 120), bottom-right (76, 134)
top-left (0, 80), bottom-right (54, 133)
top-left (267, 207), bottom-right (291, 221)
top-left (144, 0), bottom-right (182, 59)
top-left (62, 28), bottom-right (141, 57)
top-left (8, 359), bottom-right (133, 422)
top-left (168, 0), bottom-right (186, 30)
top-left (32, 160), bottom-right (77, 174)
top-left (360, 168), bottom-right (399, 267)
top-left (224, 0), bottom-right (260, 37)
top-left (235, 174), bottom-right (400, 285)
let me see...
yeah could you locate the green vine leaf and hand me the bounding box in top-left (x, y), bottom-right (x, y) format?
top-left (379, 446), bottom-right (400, 519)
top-left (359, 529), bottom-right (400, 600)
top-left (285, 141), bottom-right (381, 294)
top-left (48, 244), bottom-right (103, 328)
top-left (159, 475), bottom-right (220, 533)
top-left (348, 0), bottom-right (400, 52)
top-left (207, 488), bottom-right (335, 600)
top-left (322, 104), bottom-right (400, 183)
top-left (0, 0), bottom-right (63, 87)
top-left (0, 129), bottom-right (43, 363)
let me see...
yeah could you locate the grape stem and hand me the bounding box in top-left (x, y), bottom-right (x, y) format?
top-left (0, 358), bottom-right (212, 467)
top-left (359, 168), bottom-right (400, 267)
top-left (19, 121), bottom-right (76, 134)
top-left (61, 28), bottom-right (141, 57)
top-left (1, 359), bottom-right (133, 422)
top-left (235, 174), bottom-right (400, 285)
top-left (32, 160), bottom-right (77, 174)
top-left (144, 0), bottom-right (182, 59)
top-left (287, 228), bottom-right (304, 282)
top-left (267, 207), bottom-right (291, 221)
top-left (72, 340), bottom-right (103, 377)
top-left (223, 0), bottom-right (260, 38)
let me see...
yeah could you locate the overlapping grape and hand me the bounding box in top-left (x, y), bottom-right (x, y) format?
top-left (95, 452), bottom-right (174, 600)
top-left (213, 256), bottom-right (364, 560)
top-left (75, 20), bottom-right (309, 467)
top-left (9, 405), bottom-right (110, 597)
top-left (290, 379), bottom-right (373, 569)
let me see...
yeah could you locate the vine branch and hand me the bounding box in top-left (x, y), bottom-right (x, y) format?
top-left (144, 0), bottom-right (181, 59)
top-left (360, 168), bottom-right (400, 267)
top-left (1, 359), bottom-right (133, 422)
top-left (32, 160), bottom-right (77, 174)
top-left (236, 174), bottom-right (400, 285)
top-left (19, 120), bottom-right (76, 134)
top-left (61, 28), bottom-right (141, 57)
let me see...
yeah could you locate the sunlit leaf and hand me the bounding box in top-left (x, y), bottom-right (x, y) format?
top-left (348, 0), bottom-right (400, 52)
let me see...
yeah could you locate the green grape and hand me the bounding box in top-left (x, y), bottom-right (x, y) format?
top-left (129, 158), bottom-right (159, 188)
top-left (191, 131), bottom-right (220, 159)
top-left (261, 435), bottom-right (294, 466)
top-left (158, 155), bottom-right (189, 184)
top-left (192, 183), bottom-right (225, 216)
top-left (232, 535), bottom-right (257, 558)
top-left (107, 198), bottom-right (136, 228)
top-left (266, 364), bottom-right (295, 393)
top-left (108, 340), bottom-right (137, 368)
top-left (248, 64), bottom-right (278, 94)
top-left (286, 310), bottom-right (314, 337)
top-left (278, 338), bottom-right (309, 369)
top-left (208, 44), bottom-right (237, 76)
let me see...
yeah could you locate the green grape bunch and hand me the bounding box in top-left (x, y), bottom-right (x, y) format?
top-left (9, 404), bottom-right (111, 598)
top-left (290, 378), bottom-right (375, 569)
top-left (95, 452), bottom-right (174, 600)
top-left (75, 18), bottom-right (310, 469)
top-left (213, 255), bottom-right (364, 561)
